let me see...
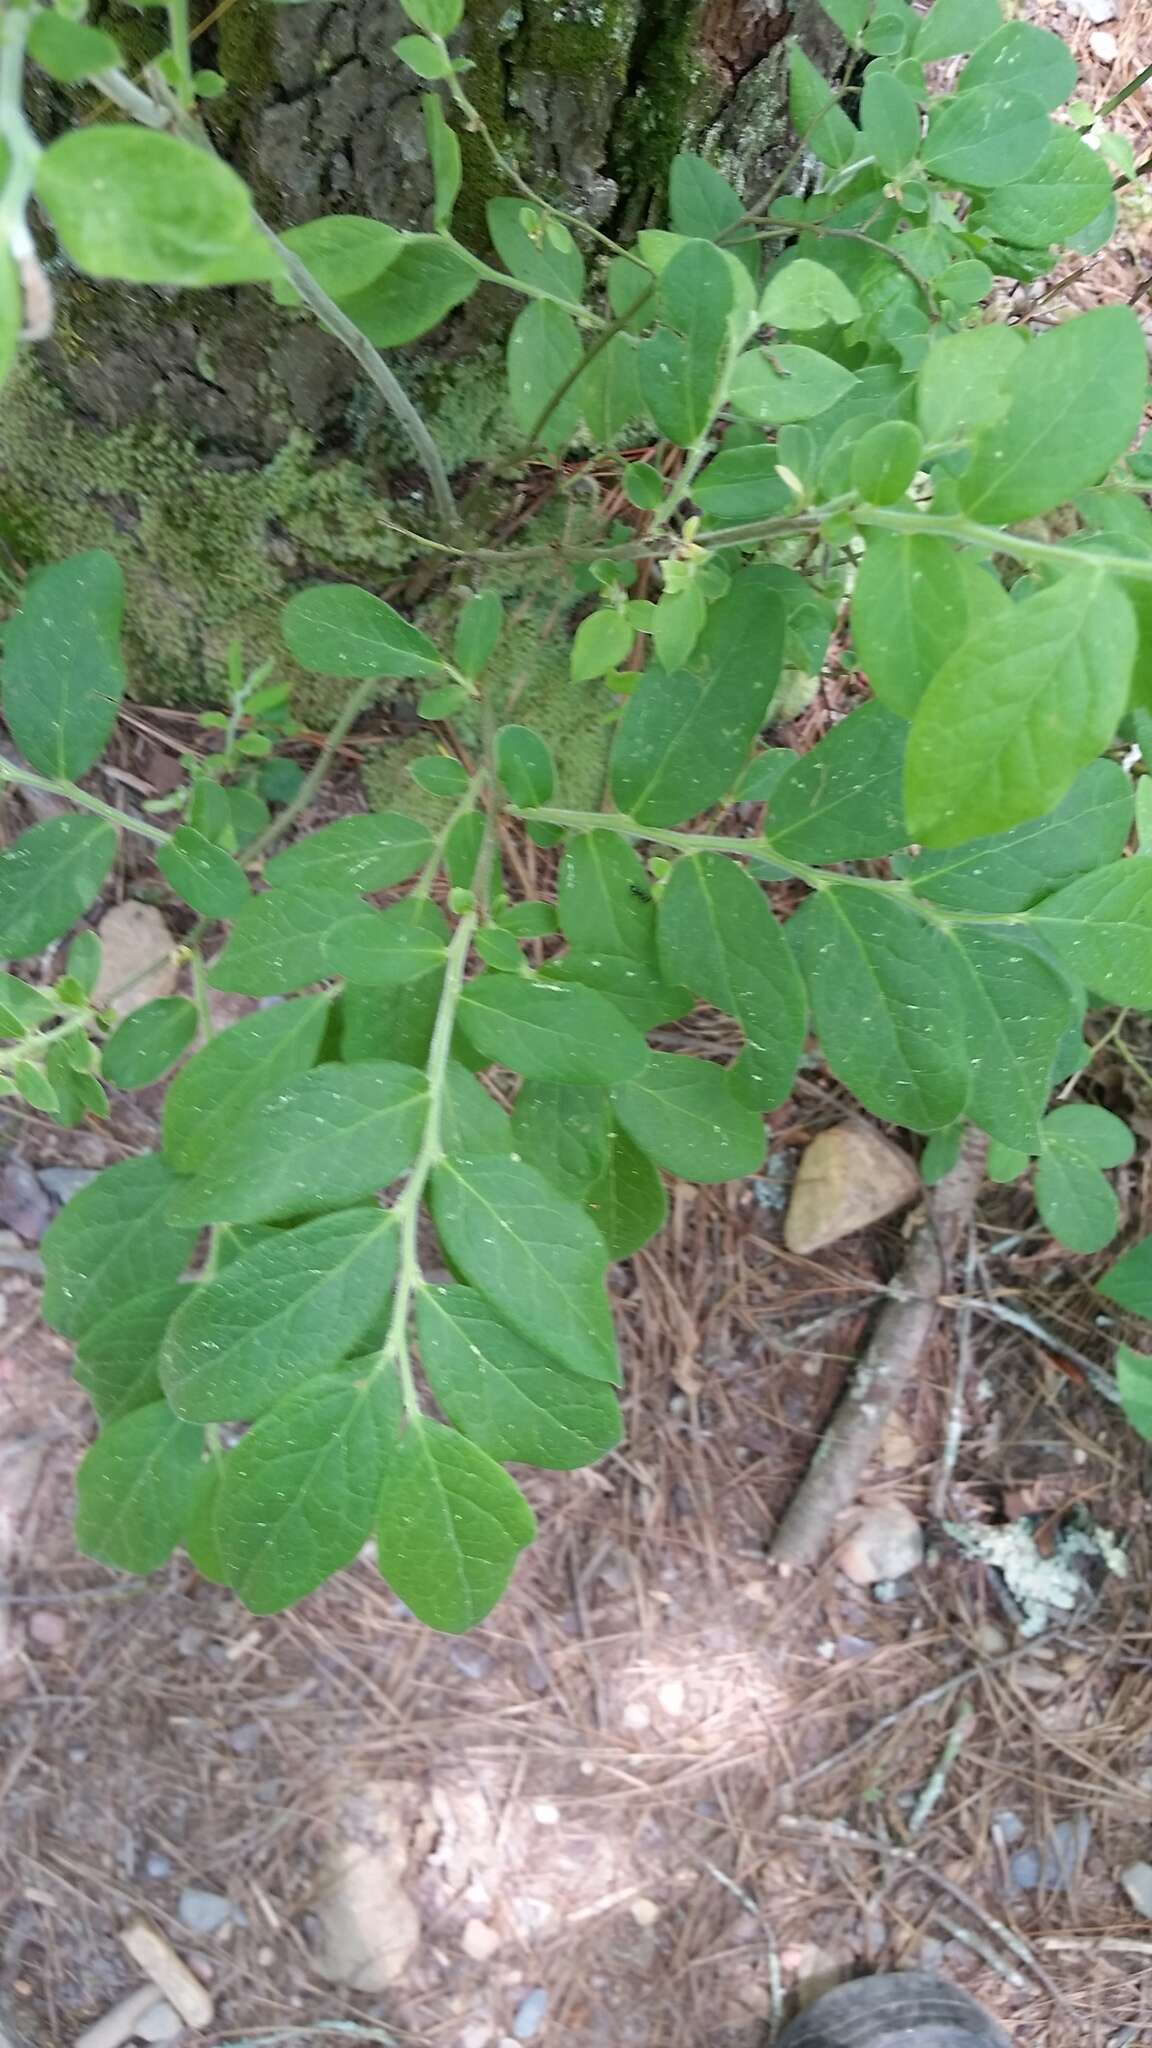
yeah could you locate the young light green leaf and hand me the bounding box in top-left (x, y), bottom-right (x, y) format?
top-left (75, 1402), bottom-right (204, 1574)
top-left (859, 66), bottom-right (921, 177)
top-left (570, 609), bottom-right (633, 683)
top-left (921, 86), bottom-right (1049, 189)
top-left (789, 887), bottom-right (970, 1132)
top-left (209, 890), bottom-right (448, 996)
top-left (28, 12), bottom-right (121, 81)
top-left (766, 700), bottom-right (909, 861)
top-left (161, 1209), bottom-right (398, 1421)
top-left (915, 0), bottom-right (1001, 62)
top-left (976, 125), bottom-right (1111, 247)
top-left (103, 997), bottom-right (199, 1092)
top-left (951, 929), bottom-right (1073, 1149)
top-left (507, 301), bottom-right (583, 450)
top-left (457, 975), bottom-right (649, 1086)
top-left (265, 813), bottom-right (434, 895)
top-left (817, 0), bottom-right (868, 35)
top-left (852, 535), bottom-right (982, 716)
top-left (272, 217), bottom-right (400, 304)
top-left (215, 1372), bottom-right (401, 1613)
top-left (959, 22), bottom-right (1076, 110)
top-left (410, 755), bottom-right (470, 797)
top-left (2, 550), bottom-right (125, 781)
top-left (377, 1418), bottom-right (535, 1633)
top-left (904, 758), bottom-right (1132, 913)
top-left (729, 346), bottom-right (857, 425)
top-left (163, 998), bottom-right (327, 1174)
top-left (612, 1053), bottom-right (765, 1183)
top-left (417, 1286), bottom-right (621, 1470)
top-left (339, 235), bottom-right (477, 345)
top-left (611, 569), bottom-right (786, 826)
top-left (0, 815), bottom-right (117, 962)
top-left (658, 854), bottom-right (805, 1110)
top-left (399, 0), bottom-right (462, 31)
top-left (454, 592), bottom-right (504, 680)
top-left (510, 1083), bottom-right (613, 1200)
top-left (760, 256), bottom-right (862, 331)
top-left (851, 420), bottom-right (923, 504)
top-left (1034, 1103), bottom-right (1132, 1253)
top-left (651, 586), bottom-right (706, 672)
top-left (42, 1155), bottom-right (198, 1341)
top-left (921, 1124), bottom-right (964, 1186)
top-left (1117, 1345), bottom-right (1152, 1440)
top-left (74, 1285), bottom-right (187, 1424)
top-left (172, 1061), bottom-right (427, 1224)
top-left (958, 307), bottom-right (1147, 523)
top-left (156, 827), bottom-right (250, 920)
top-left (0, 971), bottom-right (56, 1035)
top-left (789, 43), bottom-right (860, 169)
top-left (395, 34), bottom-right (453, 79)
top-left (584, 1125), bottom-right (667, 1259)
top-left (487, 196), bottom-right (584, 301)
top-left (905, 572), bottom-right (1135, 845)
top-left (282, 583), bottom-right (441, 680)
top-left (1027, 860), bottom-right (1152, 1007)
top-left (430, 1154), bottom-right (618, 1382)
top-left (37, 129), bottom-right (277, 285)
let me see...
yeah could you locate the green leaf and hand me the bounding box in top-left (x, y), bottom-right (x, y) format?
top-left (511, 1081), bottom-right (612, 1200)
top-left (42, 1155), bottom-right (198, 1341)
top-left (916, 324), bottom-right (1026, 447)
top-left (339, 235), bottom-right (477, 345)
top-left (570, 609), bottom-right (634, 682)
top-left (0, 252), bottom-right (21, 394)
top-left (580, 334), bottom-right (644, 442)
top-left (430, 1153), bottom-right (618, 1381)
top-left (651, 586), bottom-right (706, 672)
top-left (156, 827), bottom-right (250, 920)
top-left (817, 0), bottom-right (868, 35)
top-left (1027, 860), bottom-right (1152, 1008)
top-left (658, 854), bottom-right (805, 1110)
top-left (921, 1124), bottom-right (963, 1185)
top-left (859, 66), bottom-right (921, 178)
top-left (37, 128), bottom-right (277, 286)
top-left (611, 569), bottom-right (786, 826)
top-left (1034, 1103), bottom-right (1132, 1253)
top-left (693, 444), bottom-right (792, 527)
top-left (557, 831), bottom-right (656, 959)
top-left (904, 758), bottom-right (1133, 913)
top-left (637, 241), bottom-right (733, 446)
top-left (951, 928), bottom-right (1072, 1149)
top-left (584, 1125), bottom-right (667, 1258)
top-left (74, 1285), bottom-right (186, 1423)
top-left (789, 886), bottom-right (969, 1131)
top-left (2, 550), bottom-right (125, 780)
top-left (547, 951), bottom-right (690, 1031)
top-left (103, 997), bottom-right (198, 1092)
top-left (417, 1286), bottom-right (621, 1469)
top-left (905, 573), bottom-right (1135, 845)
top-left (215, 1373), bottom-right (400, 1612)
top-left (915, 0), bottom-right (1002, 62)
top-left (76, 1402), bottom-right (204, 1574)
top-left (163, 997), bottom-right (327, 1174)
top-left (921, 86), bottom-right (1049, 190)
top-left (454, 592), bottom-right (503, 680)
top-left (507, 301), bottom-right (583, 450)
top-left (161, 1208), bottom-right (398, 1421)
top-left (612, 1053), bottom-right (765, 1182)
top-left (1118, 1346), bottom-right (1152, 1439)
top-left (729, 346), bottom-right (857, 425)
top-left (340, 971), bottom-right (441, 1066)
top-left (960, 23), bottom-right (1076, 110)
top-left (958, 308), bottom-right (1147, 523)
top-left (935, 258), bottom-right (993, 309)
top-left (209, 889), bottom-right (448, 996)
top-left (761, 256), bottom-right (862, 330)
top-left (789, 43), bottom-right (860, 170)
top-left (457, 975), bottom-right (648, 1086)
top-left (440, 1063), bottom-right (513, 1158)
top-left (395, 32), bottom-right (452, 77)
top-left (668, 153), bottom-right (757, 273)
top-left (400, 0), bottom-right (462, 30)
top-left (410, 755), bottom-right (469, 797)
top-left (28, 12), bottom-right (121, 81)
top-left (265, 813), bottom-right (433, 895)
top-left (976, 125), bottom-right (1111, 247)
top-left (766, 700), bottom-right (909, 861)
top-left (272, 216), bottom-right (400, 305)
top-left (486, 196), bottom-right (584, 301)
top-left (173, 1061), bottom-right (427, 1224)
top-left (282, 583), bottom-right (441, 680)
top-left (377, 1418), bottom-right (535, 1632)
top-left (0, 971), bottom-right (56, 1035)
top-left (1098, 1236), bottom-right (1152, 1319)
top-left (853, 535), bottom-right (981, 716)
top-left (184, 1459), bottom-right (229, 1583)
top-left (851, 420), bottom-right (922, 505)
top-left (494, 725), bottom-right (554, 811)
top-left (0, 815), bottom-right (118, 961)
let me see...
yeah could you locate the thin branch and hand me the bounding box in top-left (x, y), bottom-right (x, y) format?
top-left (242, 675), bottom-right (381, 864)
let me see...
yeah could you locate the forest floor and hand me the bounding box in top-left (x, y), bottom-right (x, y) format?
top-left (5, 5), bottom-right (1152, 2048)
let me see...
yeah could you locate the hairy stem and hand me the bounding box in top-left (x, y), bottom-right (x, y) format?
top-left (0, 756), bottom-right (169, 844)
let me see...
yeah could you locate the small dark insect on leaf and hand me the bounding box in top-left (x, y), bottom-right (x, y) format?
top-left (628, 883), bottom-right (652, 902)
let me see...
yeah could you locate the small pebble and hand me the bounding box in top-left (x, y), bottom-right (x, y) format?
top-left (622, 1701), bottom-right (650, 1731)
top-left (630, 1898), bottom-right (660, 1927)
top-left (993, 1810), bottom-right (1024, 1847)
top-left (0, 1160), bottom-right (50, 1241)
top-left (657, 1678), bottom-right (686, 1716)
top-left (462, 1917), bottom-right (501, 1962)
top-left (38, 1165), bottom-right (99, 1204)
top-left (27, 1610), bottom-right (66, 1650)
top-left (1089, 27), bottom-right (1118, 59)
top-left (1121, 1861), bottom-right (1152, 1919)
top-left (531, 1802), bottom-right (559, 1826)
top-left (134, 2002), bottom-right (183, 2043)
top-left (227, 1722), bottom-right (260, 1754)
top-left (512, 1988), bottom-right (549, 2041)
top-left (1010, 1815), bottom-right (1092, 1894)
top-left (450, 1641), bottom-right (493, 1680)
top-left (144, 1852), bottom-right (172, 1880)
top-left (460, 2026), bottom-right (494, 2048)
top-left (177, 1887), bottom-right (233, 1935)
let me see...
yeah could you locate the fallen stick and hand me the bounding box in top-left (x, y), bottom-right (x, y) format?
top-left (771, 1128), bottom-right (987, 1569)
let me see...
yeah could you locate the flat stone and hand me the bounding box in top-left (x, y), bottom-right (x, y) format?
top-left (133, 2001), bottom-right (183, 2043)
top-left (38, 1165), bottom-right (99, 1203)
top-left (177, 1888), bottom-right (232, 1936)
top-left (462, 1918), bottom-right (501, 1962)
top-left (312, 1800), bottom-right (420, 1993)
top-left (93, 904), bottom-right (179, 1017)
top-left (27, 1609), bottom-right (67, 1650)
top-left (1010, 1816), bottom-right (1092, 1894)
top-left (1120, 1861), bottom-right (1152, 1918)
top-left (784, 1124), bottom-right (920, 1255)
top-left (835, 1503), bottom-right (924, 1588)
top-left (512, 1989), bottom-right (549, 2041)
top-left (0, 1160), bottom-right (50, 1242)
